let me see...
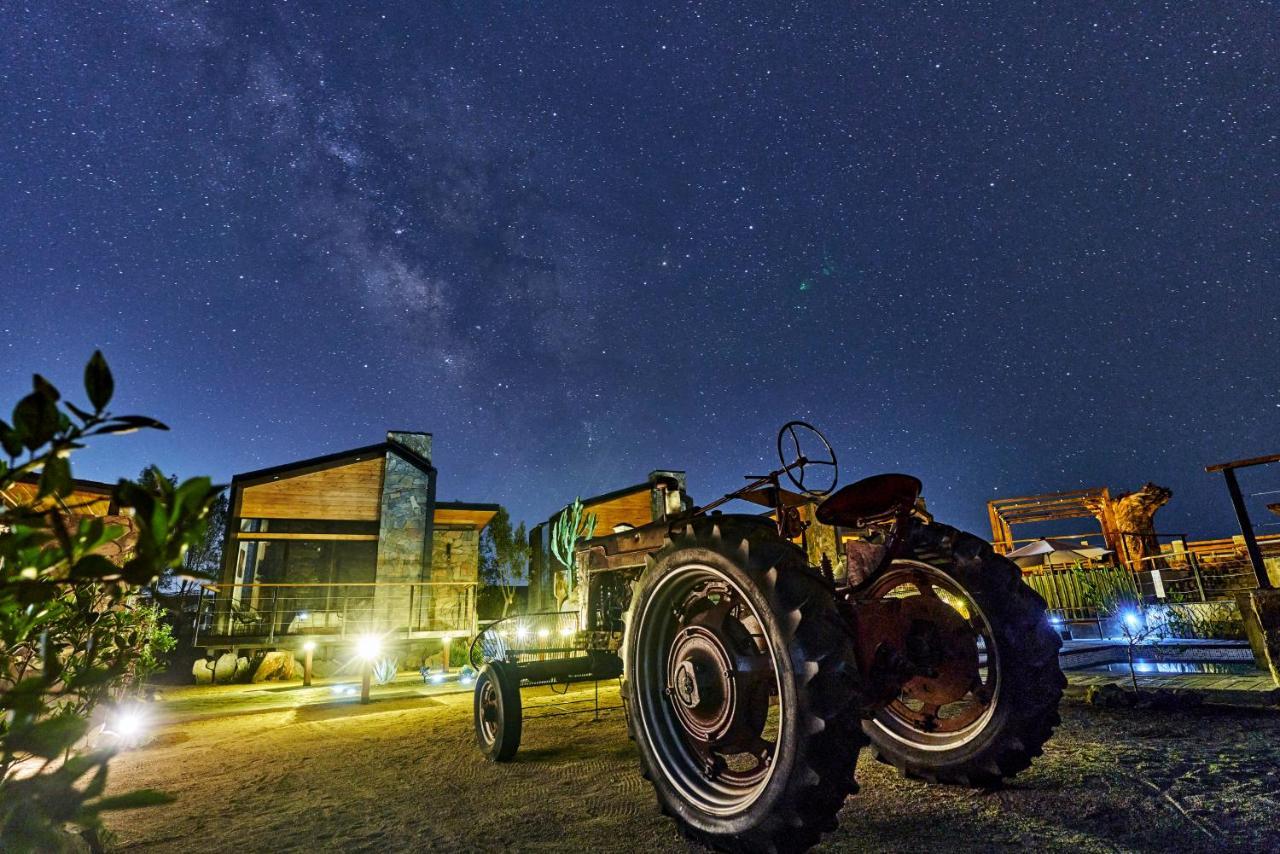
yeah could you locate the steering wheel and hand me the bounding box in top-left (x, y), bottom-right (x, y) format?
top-left (776, 421), bottom-right (838, 497)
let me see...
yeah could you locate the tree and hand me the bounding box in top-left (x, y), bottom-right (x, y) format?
top-left (137, 467), bottom-right (227, 581)
top-left (0, 352), bottom-right (220, 849)
top-left (479, 507), bottom-right (531, 619)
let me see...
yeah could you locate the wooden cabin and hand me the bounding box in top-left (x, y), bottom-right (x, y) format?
top-left (0, 474), bottom-right (138, 561)
top-left (205, 431), bottom-right (496, 652)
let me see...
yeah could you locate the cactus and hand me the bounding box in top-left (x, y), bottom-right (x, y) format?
top-left (550, 497), bottom-right (597, 593)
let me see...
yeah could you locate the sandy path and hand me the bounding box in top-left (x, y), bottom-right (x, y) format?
top-left (101, 685), bottom-right (1280, 852)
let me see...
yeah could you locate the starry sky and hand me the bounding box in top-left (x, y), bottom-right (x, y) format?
top-left (2, 2), bottom-right (1277, 542)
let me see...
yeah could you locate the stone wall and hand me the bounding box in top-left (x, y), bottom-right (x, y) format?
top-left (427, 527), bottom-right (478, 631)
top-left (373, 432), bottom-right (436, 630)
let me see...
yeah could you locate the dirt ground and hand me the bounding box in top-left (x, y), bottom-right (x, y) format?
top-left (101, 684), bottom-right (1280, 853)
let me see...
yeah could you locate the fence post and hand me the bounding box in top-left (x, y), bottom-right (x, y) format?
top-left (268, 587), bottom-right (279, 644)
top-left (1189, 551), bottom-right (1207, 602)
top-left (193, 591), bottom-right (206, 646)
top-left (408, 585), bottom-right (415, 638)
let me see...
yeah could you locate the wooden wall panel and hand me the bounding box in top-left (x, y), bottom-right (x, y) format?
top-left (1, 482), bottom-right (113, 516)
top-left (239, 457), bottom-right (385, 521)
top-left (586, 489), bottom-right (653, 534)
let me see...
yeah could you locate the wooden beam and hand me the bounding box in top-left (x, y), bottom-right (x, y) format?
top-left (231, 532), bottom-right (379, 542)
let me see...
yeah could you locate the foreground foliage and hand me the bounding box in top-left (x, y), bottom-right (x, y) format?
top-left (0, 353), bottom-right (220, 851)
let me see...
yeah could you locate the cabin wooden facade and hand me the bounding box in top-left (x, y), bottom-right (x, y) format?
top-left (206, 431), bottom-right (496, 651)
top-left (0, 474), bottom-right (139, 561)
top-left (527, 470), bottom-right (690, 612)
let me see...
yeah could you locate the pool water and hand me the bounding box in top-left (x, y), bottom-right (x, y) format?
top-left (1085, 660), bottom-right (1260, 676)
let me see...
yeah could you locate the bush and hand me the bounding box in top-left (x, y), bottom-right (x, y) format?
top-left (0, 352), bottom-right (220, 851)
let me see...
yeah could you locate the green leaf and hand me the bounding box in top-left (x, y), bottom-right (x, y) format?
top-left (32, 373), bottom-right (61, 402)
top-left (84, 350), bottom-right (114, 412)
top-left (12, 391), bottom-right (61, 450)
top-left (71, 554), bottom-right (122, 580)
top-left (0, 418), bottom-right (25, 457)
top-left (5, 714), bottom-right (89, 758)
top-left (94, 415), bottom-right (169, 435)
top-left (64, 400), bottom-right (95, 422)
top-left (91, 788), bottom-right (175, 811)
top-left (37, 455), bottom-right (72, 499)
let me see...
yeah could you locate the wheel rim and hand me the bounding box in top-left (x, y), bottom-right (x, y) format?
top-left (867, 560), bottom-right (1000, 749)
top-left (479, 678), bottom-right (499, 745)
top-left (632, 563), bottom-right (785, 816)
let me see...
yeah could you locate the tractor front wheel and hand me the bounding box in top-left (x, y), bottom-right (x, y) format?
top-left (624, 518), bottom-right (864, 853)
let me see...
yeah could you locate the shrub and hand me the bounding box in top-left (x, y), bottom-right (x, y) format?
top-left (0, 352), bottom-right (220, 851)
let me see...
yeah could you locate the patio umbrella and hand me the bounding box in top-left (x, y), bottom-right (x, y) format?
top-left (1005, 538), bottom-right (1111, 570)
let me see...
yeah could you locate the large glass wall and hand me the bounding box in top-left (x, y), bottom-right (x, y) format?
top-left (226, 519), bottom-right (378, 635)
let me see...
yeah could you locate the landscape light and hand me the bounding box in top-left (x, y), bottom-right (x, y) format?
top-left (297, 611), bottom-right (310, 621)
top-left (538, 628), bottom-right (550, 640)
top-left (431, 673), bottom-right (445, 684)
top-left (559, 627), bottom-right (573, 638)
top-left (111, 705), bottom-right (147, 741)
top-left (303, 640), bottom-right (316, 652)
top-left (1123, 611), bottom-right (1142, 631)
top-left (356, 635), bottom-right (381, 660)
top-left (515, 625), bottom-right (530, 642)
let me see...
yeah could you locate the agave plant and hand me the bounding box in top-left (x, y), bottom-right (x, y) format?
top-left (371, 656), bottom-right (399, 686)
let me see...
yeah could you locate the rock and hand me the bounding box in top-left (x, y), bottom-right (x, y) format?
top-left (251, 650), bottom-right (298, 683)
top-left (192, 658), bottom-right (214, 685)
top-left (1084, 683), bottom-right (1132, 708)
top-left (213, 652), bottom-right (239, 684)
top-left (310, 658), bottom-right (338, 679)
top-left (234, 656), bottom-right (251, 682)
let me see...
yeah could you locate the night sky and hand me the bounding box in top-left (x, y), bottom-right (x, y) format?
top-left (2, 2), bottom-right (1277, 541)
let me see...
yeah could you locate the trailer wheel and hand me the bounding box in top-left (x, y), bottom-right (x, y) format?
top-left (625, 517), bottom-right (864, 854)
top-left (862, 520), bottom-right (1065, 787)
top-left (475, 661), bottom-right (522, 762)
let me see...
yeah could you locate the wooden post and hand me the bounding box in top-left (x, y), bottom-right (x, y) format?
top-left (1222, 468), bottom-right (1273, 590)
top-left (361, 659), bottom-right (372, 704)
top-left (303, 644), bottom-right (314, 687)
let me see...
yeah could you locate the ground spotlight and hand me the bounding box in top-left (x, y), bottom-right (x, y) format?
top-left (356, 635), bottom-right (382, 660)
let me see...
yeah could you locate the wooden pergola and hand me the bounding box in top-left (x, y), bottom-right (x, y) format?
top-left (988, 487), bottom-right (1123, 560)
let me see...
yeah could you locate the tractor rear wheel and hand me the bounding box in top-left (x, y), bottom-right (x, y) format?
top-left (862, 520), bottom-right (1065, 787)
top-left (624, 518), bottom-right (864, 854)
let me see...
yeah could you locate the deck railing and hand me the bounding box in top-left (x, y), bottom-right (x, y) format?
top-left (1024, 546), bottom-right (1276, 624)
top-left (195, 581), bottom-right (477, 645)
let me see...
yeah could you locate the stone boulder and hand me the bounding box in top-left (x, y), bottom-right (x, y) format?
top-left (234, 656), bottom-right (251, 682)
top-left (213, 652), bottom-right (239, 684)
top-left (251, 650), bottom-right (298, 683)
top-left (192, 658), bottom-right (214, 685)
top-left (310, 658), bottom-right (338, 679)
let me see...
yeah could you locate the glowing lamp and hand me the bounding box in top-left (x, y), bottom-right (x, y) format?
top-left (1123, 611), bottom-right (1141, 631)
top-left (537, 628), bottom-right (550, 640)
top-left (303, 640), bottom-right (317, 653)
top-left (356, 635), bottom-right (382, 660)
top-left (112, 705), bottom-right (147, 740)
top-left (515, 625), bottom-right (530, 642)
top-left (559, 627), bottom-right (573, 638)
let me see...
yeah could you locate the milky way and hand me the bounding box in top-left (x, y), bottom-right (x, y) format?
top-left (2, 2), bottom-right (1277, 539)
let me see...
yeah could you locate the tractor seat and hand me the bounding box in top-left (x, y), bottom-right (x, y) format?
top-left (815, 473), bottom-right (922, 527)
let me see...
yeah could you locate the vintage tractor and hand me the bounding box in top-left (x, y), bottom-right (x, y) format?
top-left (471, 423), bottom-right (1065, 853)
